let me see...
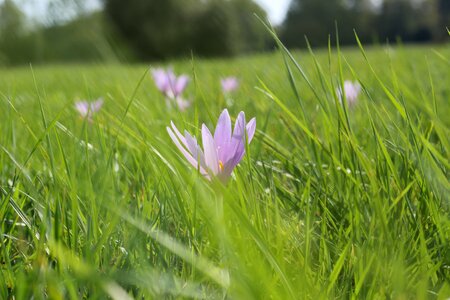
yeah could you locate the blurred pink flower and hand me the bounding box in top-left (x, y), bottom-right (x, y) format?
top-left (152, 68), bottom-right (190, 110)
top-left (75, 98), bottom-right (103, 119)
top-left (337, 80), bottom-right (361, 107)
top-left (167, 109), bottom-right (256, 182)
top-left (221, 77), bottom-right (239, 93)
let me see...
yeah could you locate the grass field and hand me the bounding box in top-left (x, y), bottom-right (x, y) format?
top-left (0, 42), bottom-right (449, 299)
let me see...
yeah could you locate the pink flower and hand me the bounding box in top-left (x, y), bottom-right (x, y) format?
top-left (221, 77), bottom-right (239, 93)
top-left (337, 80), bottom-right (361, 107)
top-left (75, 98), bottom-right (103, 119)
top-left (152, 68), bottom-right (190, 110)
top-left (167, 109), bottom-right (256, 182)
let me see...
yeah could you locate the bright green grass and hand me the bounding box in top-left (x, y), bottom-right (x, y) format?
top-left (0, 42), bottom-right (449, 299)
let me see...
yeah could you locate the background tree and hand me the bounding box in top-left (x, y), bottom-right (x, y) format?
top-left (193, 0), bottom-right (239, 57)
top-left (376, 0), bottom-right (434, 42)
top-left (229, 0), bottom-right (271, 53)
top-left (0, 0), bottom-right (28, 64)
top-left (104, 0), bottom-right (197, 60)
top-left (437, 0), bottom-right (450, 40)
top-left (281, 0), bottom-right (356, 48)
top-left (281, 0), bottom-right (449, 48)
top-left (103, 0), bottom-right (270, 60)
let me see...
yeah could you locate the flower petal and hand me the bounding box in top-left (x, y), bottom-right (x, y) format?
top-left (170, 121), bottom-right (190, 150)
top-left (152, 68), bottom-right (170, 93)
top-left (185, 131), bottom-right (206, 170)
top-left (221, 77), bottom-right (239, 93)
top-left (231, 111), bottom-right (246, 152)
top-left (91, 98), bottom-right (103, 112)
top-left (174, 75), bottom-right (189, 97)
top-left (214, 109), bottom-right (232, 161)
top-left (343, 80), bottom-right (361, 105)
top-left (167, 126), bottom-right (206, 175)
top-left (75, 101), bottom-right (88, 117)
top-left (223, 111), bottom-right (246, 173)
top-left (246, 117), bottom-right (256, 144)
top-left (164, 69), bottom-right (178, 98)
top-left (202, 124), bottom-right (219, 175)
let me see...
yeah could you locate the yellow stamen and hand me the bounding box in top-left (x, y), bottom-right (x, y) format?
top-left (219, 160), bottom-right (224, 172)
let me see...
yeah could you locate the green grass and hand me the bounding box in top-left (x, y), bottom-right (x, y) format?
top-left (0, 42), bottom-right (449, 299)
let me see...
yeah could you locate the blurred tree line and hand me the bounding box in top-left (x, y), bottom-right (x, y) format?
top-left (0, 0), bottom-right (131, 65)
top-left (0, 0), bottom-right (270, 65)
top-left (281, 0), bottom-right (449, 47)
top-left (104, 0), bottom-right (270, 60)
top-left (0, 0), bottom-right (448, 65)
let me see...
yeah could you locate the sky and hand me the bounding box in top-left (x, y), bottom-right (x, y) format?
top-left (256, 0), bottom-right (291, 24)
top-left (5, 0), bottom-right (292, 25)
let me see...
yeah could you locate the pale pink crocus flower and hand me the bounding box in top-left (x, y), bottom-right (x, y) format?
top-left (167, 109), bottom-right (256, 183)
top-left (337, 80), bottom-right (361, 107)
top-left (152, 68), bottom-right (191, 110)
top-left (75, 98), bottom-right (103, 120)
top-left (221, 77), bottom-right (239, 93)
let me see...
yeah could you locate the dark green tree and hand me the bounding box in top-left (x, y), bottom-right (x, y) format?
top-left (377, 0), bottom-right (424, 42)
top-left (229, 0), bottom-right (271, 53)
top-left (103, 0), bottom-right (269, 60)
top-left (193, 0), bottom-right (240, 57)
top-left (0, 0), bottom-right (27, 64)
top-left (104, 0), bottom-right (195, 59)
top-left (437, 0), bottom-right (450, 40)
top-left (281, 0), bottom-right (357, 48)
top-left (193, 0), bottom-right (269, 57)
top-left (281, 0), bottom-right (445, 49)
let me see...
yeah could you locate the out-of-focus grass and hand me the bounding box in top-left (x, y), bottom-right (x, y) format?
top-left (0, 43), bottom-right (449, 299)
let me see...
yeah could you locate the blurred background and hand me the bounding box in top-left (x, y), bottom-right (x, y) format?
top-left (0, 0), bottom-right (448, 65)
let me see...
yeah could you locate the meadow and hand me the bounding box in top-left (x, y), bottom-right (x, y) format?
top-left (0, 41), bottom-right (449, 299)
